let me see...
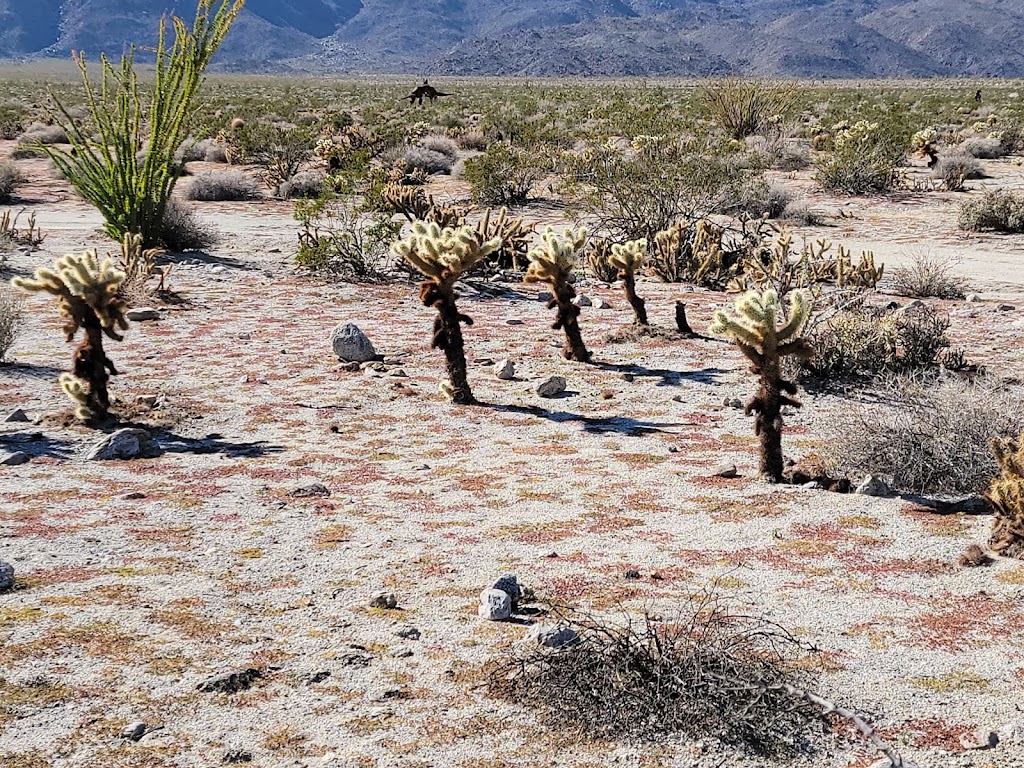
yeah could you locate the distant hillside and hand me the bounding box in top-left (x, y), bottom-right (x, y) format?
top-left (1, 0), bottom-right (1022, 77)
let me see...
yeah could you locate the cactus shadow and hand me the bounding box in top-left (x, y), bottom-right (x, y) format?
top-left (161, 250), bottom-right (255, 271)
top-left (478, 402), bottom-right (687, 437)
top-left (0, 362), bottom-right (65, 380)
top-left (592, 360), bottom-right (727, 387)
top-left (149, 429), bottom-right (284, 458)
top-left (0, 431), bottom-right (74, 459)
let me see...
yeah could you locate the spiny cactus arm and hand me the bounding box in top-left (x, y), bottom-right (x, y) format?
top-left (11, 270), bottom-right (74, 301)
top-left (59, 373), bottom-right (94, 420)
top-left (776, 290), bottom-right (812, 342)
top-left (609, 239), bottom-right (646, 273)
top-left (709, 311), bottom-right (765, 351)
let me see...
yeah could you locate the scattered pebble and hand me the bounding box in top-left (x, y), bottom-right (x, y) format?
top-left (395, 624), bottom-right (421, 640)
top-left (3, 409), bottom-right (29, 423)
top-left (126, 307), bottom-right (160, 321)
top-left (0, 560), bottom-right (14, 592)
top-left (536, 376), bottom-right (566, 398)
top-left (196, 667), bottom-right (262, 694)
top-left (289, 483), bottom-right (330, 498)
top-left (572, 294), bottom-right (592, 307)
top-left (624, 569), bottom-right (641, 580)
top-left (495, 359), bottom-right (515, 380)
top-left (0, 451), bottom-right (29, 466)
top-left (710, 463), bottom-right (738, 479)
top-left (369, 592), bottom-right (398, 610)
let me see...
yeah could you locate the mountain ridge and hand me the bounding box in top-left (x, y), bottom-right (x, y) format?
top-left (0, 0), bottom-right (1022, 78)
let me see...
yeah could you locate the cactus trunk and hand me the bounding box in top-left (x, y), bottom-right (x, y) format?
top-left (75, 320), bottom-right (117, 418)
top-left (750, 353), bottom-right (785, 482)
top-left (552, 284), bottom-right (591, 363)
top-left (622, 271), bottom-right (648, 326)
top-left (422, 280), bottom-right (474, 404)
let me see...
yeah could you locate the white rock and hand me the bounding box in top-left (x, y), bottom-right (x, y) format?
top-left (121, 721), bottom-right (147, 741)
top-left (86, 429), bottom-right (160, 461)
top-left (331, 323), bottom-right (378, 363)
top-left (966, 294), bottom-right (983, 303)
top-left (525, 623), bottom-right (578, 649)
top-left (478, 589), bottom-right (512, 621)
top-left (536, 376), bottom-right (567, 398)
top-left (999, 721), bottom-right (1024, 745)
top-left (572, 294), bottom-right (592, 307)
top-left (855, 474), bottom-right (891, 497)
top-left (126, 307), bottom-right (160, 321)
top-left (494, 359), bottom-right (515, 380)
top-left (710, 463), bottom-right (737, 479)
top-left (593, 297), bottom-right (612, 309)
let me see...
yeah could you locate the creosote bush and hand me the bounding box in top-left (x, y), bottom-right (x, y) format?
top-left (958, 190), bottom-right (1024, 233)
top-left (278, 171), bottom-right (325, 199)
top-left (463, 143), bottom-right (538, 206)
top-left (815, 121), bottom-right (906, 194)
top-left (825, 375), bottom-right (1024, 495)
top-left (889, 252), bottom-right (968, 299)
top-left (184, 170), bottom-right (261, 201)
top-left (11, 250), bottom-right (129, 421)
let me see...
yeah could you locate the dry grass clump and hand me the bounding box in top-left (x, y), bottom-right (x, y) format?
top-left (889, 251), bottom-right (969, 299)
top-left (488, 594), bottom-right (908, 766)
top-left (184, 170), bottom-right (261, 201)
top-left (12, 122), bottom-right (68, 158)
top-left (958, 189), bottom-right (1024, 233)
top-left (159, 198), bottom-right (219, 252)
top-left (0, 287), bottom-right (24, 361)
top-left (825, 374), bottom-right (1024, 495)
top-left (0, 161), bottom-right (23, 204)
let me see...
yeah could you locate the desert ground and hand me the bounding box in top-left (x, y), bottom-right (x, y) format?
top-left (2, 76), bottom-right (1024, 768)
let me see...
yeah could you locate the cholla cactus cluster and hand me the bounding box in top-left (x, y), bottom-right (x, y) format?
top-left (910, 127), bottom-right (937, 153)
top-left (987, 436), bottom-right (1024, 559)
top-left (526, 227), bottom-right (591, 362)
top-left (710, 288), bottom-right (814, 481)
top-left (833, 120), bottom-right (880, 151)
top-left (609, 239), bottom-right (649, 326)
top-left (12, 250), bottom-right (128, 420)
top-left (394, 220), bottom-right (500, 404)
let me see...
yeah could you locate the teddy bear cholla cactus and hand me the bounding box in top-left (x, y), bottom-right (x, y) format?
top-left (710, 289), bottom-right (814, 482)
top-left (393, 220), bottom-right (501, 404)
top-left (526, 227), bottom-right (591, 362)
top-left (609, 239), bottom-right (648, 326)
top-left (987, 436), bottom-right (1024, 559)
top-left (12, 250), bottom-right (128, 420)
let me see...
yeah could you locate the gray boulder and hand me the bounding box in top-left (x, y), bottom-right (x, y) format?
top-left (331, 323), bottom-right (378, 363)
top-left (855, 474), bottom-right (891, 497)
top-left (86, 429), bottom-right (161, 461)
top-left (537, 376), bottom-right (567, 398)
top-left (525, 623), bottom-right (579, 649)
top-left (494, 359), bottom-right (516, 380)
top-left (0, 560), bottom-right (14, 592)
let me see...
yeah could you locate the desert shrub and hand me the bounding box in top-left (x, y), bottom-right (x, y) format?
top-left (781, 199), bottom-right (821, 225)
top-left (203, 143), bottom-right (228, 163)
top-left (277, 171), bottom-right (325, 199)
top-left (560, 140), bottom-right (747, 242)
top-left (38, 0), bottom-right (243, 247)
top-left (0, 161), bottom-right (23, 204)
top-left (0, 288), bottom-right (24, 361)
top-left (774, 143), bottom-right (811, 171)
top-left (159, 198), bottom-right (219, 252)
top-left (825, 374), bottom-right (1024, 495)
top-left (889, 252), bottom-right (969, 299)
top-left (294, 194), bottom-right (399, 282)
top-left (233, 121), bottom-right (317, 185)
top-left (488, 595), bottom-right (906, 765)
top-left (463, 142), bottom-right (539, 206)
top-left (11, 123), bottom-right (69, 158)
top-left (805, 301), bottom-right (956, 378)
top-left (0, 106), bottom-right (26, 140)
top-left (815, 121), bottom-right (906, 194)
top-left (701, 78), bottom-right (798, 140)
top-left (958, 137), bottom-right (1005, 159)
top-left (402, 146), bottom-right (453, 175)
top-left (958, 190), bottom-right (1024, 233)
top-left (184, 170), bottom-right (261, 201)
top-left (418, 135), bottom-right (459, 162)
top-left (931, 152), bottom-right (983, 190)
top-left (722, 178), bottom-right (794, 218)
top-left (456, 130), bottom-right (488, 151)
top-left (176, 137), bottom-right (208, 163)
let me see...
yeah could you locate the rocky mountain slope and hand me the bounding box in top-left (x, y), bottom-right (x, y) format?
top-left (0, 0), bottom-right (1021, 77)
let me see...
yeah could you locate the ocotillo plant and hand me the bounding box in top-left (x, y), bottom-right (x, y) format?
top-left (987, 436), bottom-right (1024, 559)
top-left (12, 251), bottom-right (129, 421)
top-left (393, 221), bottom-right (501, 404)
top-left (39, 0), bottom-right (243, 247)
top-left (709, 289), bottom-right (814, 482)
top-left (609, 239), bottom-right (648, 326)
top-left (526, 227), bottom-right (591, 362)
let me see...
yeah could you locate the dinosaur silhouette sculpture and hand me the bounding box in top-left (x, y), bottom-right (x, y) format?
top-left (405, 79), bottom-right (452, 106)
top-left (975, 89), bottom-right (983, 104)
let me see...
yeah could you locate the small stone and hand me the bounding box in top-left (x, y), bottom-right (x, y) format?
top-left (0, 560), bottom-right (14, 592)
top-left (803, 481), bottom-right (823, 490)
top-left (371, 686), bottom-right (407, 701)
top-left (525, 624), bottom-right (579, 649)
top-left (370, 592), bottom-right (398, 610)
top-left (126, 307), bottom-right (160, 321)
top-left (391, 647), bottom-right (414, 658)
top-left (495, 359), bottom-right (515, 380)
top-left (289, 483), bottom-right (330, 498)
top-left (387, 369), bottom-right (408, 377)
top-left (339, 361), bottom-right (361, 372)
top-left (960, 728), bottom-right (998, 750)
top-left (958, 544), bottom-right (992, 568)
top-left (997, 303), bottom-right (1016, 312)
top-left (593, 297), bottom-right (612, 309)
top-left (710, 463), bottom-right (738, 479)
top-left (624, 569), bottom-right (641, 580)
top-left (4, 409), bottom-right (29, 423)
top-left (505, 319), bottom-right (524, 325)
top-left (197, 667), bottom-right (262, 693)
top-left (622, 373), bottom-right (635, 382)
top-left (237, 332), bottom-right (251, 340)
top-left (998, 722), bottom-right (1024, 745)
top-left (729, 398), bottom-right (743, 409)
top-left (121, 721), bottom-right (147, 741)
top-left (135, 394), bottom-right (159, 408)
top-left (536, 376), bottom-right (566, 398)
top-left (395, 624), bottom-right (421, 640)
top-left (210, 265), bottom-right (228, 274)
top-left (600, 389), bottom-right (615, 400)
top-left (305, 670), bottom-right (331, 685)
top-left (492, 574), bottom-right (522, 607)
top-left (0, 451), bottom-right (29, 466)
top-left (222, 748), bottom-right (253, 764)
top-left (855, 474), bottom-right (891, 497)
top-left (331, 323), bottom-right (378, 363)
top-left (478, 588), bottom-right (512, 621)
top-left (536, 291), bottom-right (553, 303)
top-left (966, 294), bottom-right (983, 303)
top-left (86, 428), bottom-right (160, 461)
top-left (572, 294), bottom-right (592, 307)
